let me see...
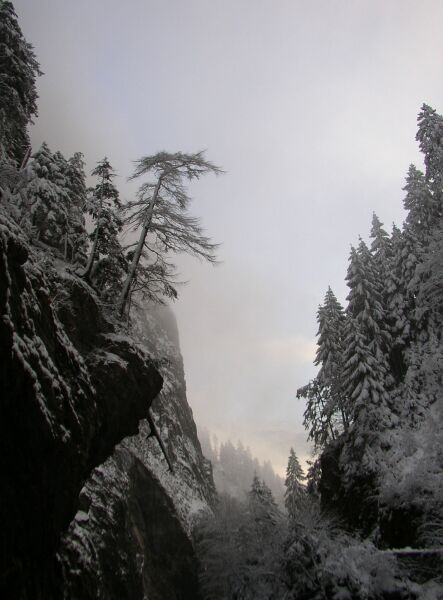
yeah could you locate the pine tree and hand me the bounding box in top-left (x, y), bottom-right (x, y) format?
top-left (0, 1), bottom-right (42, 164)
top-left (284, 448), bottom-right (306, 518)
top-left (118, 151), bottom-right (221, 316)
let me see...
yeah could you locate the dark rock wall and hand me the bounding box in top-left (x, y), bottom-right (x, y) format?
top-left (59, 448), bottom-right (201, 600)
top-left (58, 303), bottom-right (216, 599)
top-left (0, 213), bottom-right (163, 598)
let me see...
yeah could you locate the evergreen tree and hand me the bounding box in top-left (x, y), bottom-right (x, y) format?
top-left (370, 213), bottom-right (392, 272)
top-left (298, 378), bottom-right (335, 447)
top-left (341, 242), bottom-right (395, 438)
top-left (194, 494), bottom-right (250, 600)
top-left (118, 151), bottom-right (221, 316)
top-left (298, 287), bottom-right (348, 447)
top-left (246, 475), bottom-right (284, 596)
top-left (385, 223), bottom-right (409, 381)
top-left (315, 286), bottom-right (348, 432)
top-left (22, 142), bottom-right (70, 248)
top-left (403, 165), bottom-right (438, 246)
top-left (82, 157), bottom-right (122, 281)
top-left (53, 150), bottom-right (88, 263)
top-left (284, 448), bottom-right (306, 518)
top-left (247, 474), bottom-right (280, 532)
top-left (64, 152), bottom-right (88, 260)
top-left (416, 103), bottom-right (443, 200)
top-left (0, 1), bottom-right (42, 164)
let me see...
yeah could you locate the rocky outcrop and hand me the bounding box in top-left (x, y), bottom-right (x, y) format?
top-left (58, 304), bottom-right (216, 599)
top-left (125, 304), bottom-right (216, 530)
top-left (59, 448), bottom-right (201, 600)
top-left (0, 212), bottom-right (163, 598)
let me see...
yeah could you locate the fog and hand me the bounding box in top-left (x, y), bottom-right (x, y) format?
top-left (15, 0), bottom-right (443, 474)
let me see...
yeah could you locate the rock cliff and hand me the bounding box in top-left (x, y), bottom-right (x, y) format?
top-left (0, 209), bottom-right (214, 599)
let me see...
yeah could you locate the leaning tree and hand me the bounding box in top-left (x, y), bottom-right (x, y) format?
top-left (117, 150), bottom-right (222, 317)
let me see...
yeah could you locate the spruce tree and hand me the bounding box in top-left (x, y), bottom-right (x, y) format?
top-left (247, 474), bottom-right (280, 532)
top-left (82, 157), bottom-right (123, 283)
top-left (298, 287), bottom-right (348, 448)
top-left (341, 242), bottom-right (395, 438)
top-left (370, 213), bottom-right (392, 272)
top-left (0, 1), bottom-right (42, 164)
top-left (385, 223), bottom-right (409, 381)
top-left (403, 165), bottom-right (437, 241)
top-left (416, 103), bottom-right (443, 200)
top-left (23, 142), bottom-right (69, 247)
top-left (284, 448), bottom-right (306, 518)
top-left (64, 152), bottom-right (88, 263)
top-left (315, 287), bottom-right (348, 432)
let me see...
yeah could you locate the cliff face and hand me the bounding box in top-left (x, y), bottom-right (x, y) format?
top-left (58, 449), bottom-right (201, 600)
top-left (0, 209), bottom-right (212, 599)
top-left (58, 304), bottom-right (215, 599)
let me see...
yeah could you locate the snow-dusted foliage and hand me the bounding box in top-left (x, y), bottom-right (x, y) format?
top-left (284, 448), bottom-right (306, 518)
top-left (283, 503), bottom-right (431, 600)
top-left (295, 104), bottom-right (443, 597)
top-left (298, 287), bottom-right (348, 447)
top-left (82, 157), bottom-right (126, 297)
top-left (195, 477), bottom-right (287, 600)
top-left (0, 0), bottom-right (41, 164)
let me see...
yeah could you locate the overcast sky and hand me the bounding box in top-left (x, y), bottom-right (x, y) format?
top-left (15, 0), bottom-right (443, 475)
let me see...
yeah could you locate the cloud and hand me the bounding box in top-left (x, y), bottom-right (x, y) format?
top-left (261, 335), bottom-right (317, 367)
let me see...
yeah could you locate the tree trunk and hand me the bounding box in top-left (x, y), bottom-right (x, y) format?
top-left (117, 176), bottom-right (162, 317)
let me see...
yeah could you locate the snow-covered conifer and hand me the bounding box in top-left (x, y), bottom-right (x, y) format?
top-left (370, 213), bottom-right (392, 273)
top-left (0, 1), bottom-right (42, 164)
top-left (341, 242), bottom-right (395, 436)
top-left (416, 103), bottom-right (443, 199)
top-left (247, 474), bottom-right (280, 531)
top-left (82, 157), bottom-right (124, 285)
top-left (64, 152), bottom-right (88, 263)
top-left (284, 448), bottom-right (306, 519)
top-left (298, 286), bottom-right (348, 447)
top-left (23, 143), bottom-right (70, 248)
top-left (403, 164), bottom-right (438, 250)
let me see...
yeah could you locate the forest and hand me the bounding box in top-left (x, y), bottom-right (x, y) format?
top-left (1, 1), bottom-right (443, 599)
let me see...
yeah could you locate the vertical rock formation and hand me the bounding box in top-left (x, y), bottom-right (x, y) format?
top-left (1, 210), bottom-right (213, 598)
top-left (58, 303), bottom-right (216, 599)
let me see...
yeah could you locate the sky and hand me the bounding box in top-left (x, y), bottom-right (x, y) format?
top-left (15, 0), bottom-right (443, 475)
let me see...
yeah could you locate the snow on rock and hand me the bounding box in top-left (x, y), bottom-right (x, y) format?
top-left (0, 209), bottom-right (162, 598)
top-left (58, 301), bottom-right (215, 598)
top-left (124, 302), bottom-right (216, 532)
